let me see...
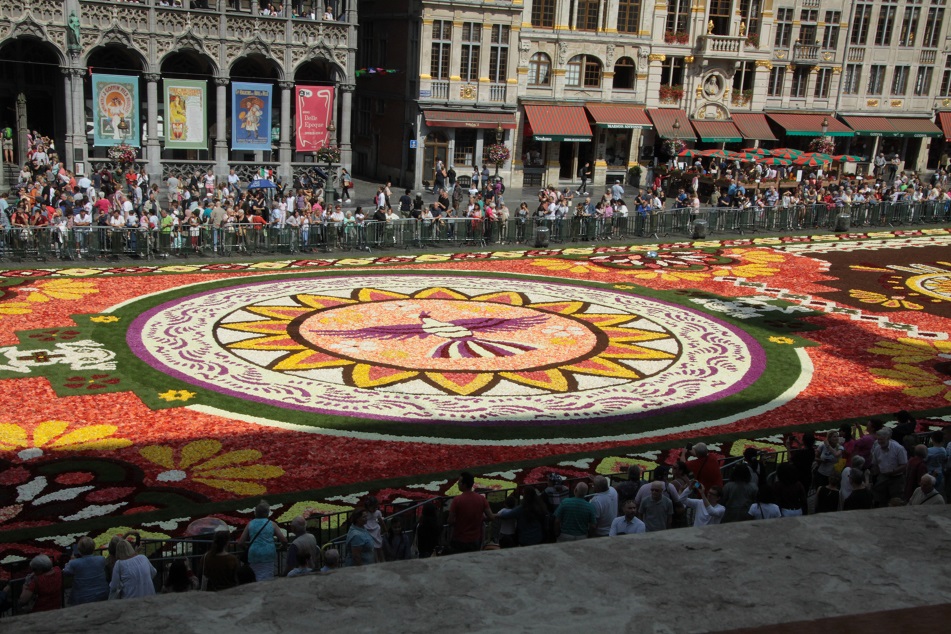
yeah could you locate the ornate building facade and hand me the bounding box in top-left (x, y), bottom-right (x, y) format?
top-left (357, 0), bottom-right (951, 191)
top-left (0, 0), bottom-right (357, 183)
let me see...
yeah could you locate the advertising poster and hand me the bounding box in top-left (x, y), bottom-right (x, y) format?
top-left (164, 79), bottom-right (207, 150)
top-left (232, 82), bottom-right (273, 151)
top-left (92, 73), bottom-right (140, 147)
top-left (295, 85), bottom-right (335, 152)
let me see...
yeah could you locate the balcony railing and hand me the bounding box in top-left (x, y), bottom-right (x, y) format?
top-left (920, 49), bottom-right (937, 65)
top-left (801, 0), bottom-right (821, 7)
top-left (793, 44), bottom-right (819, 61)
top-left (78, 0), bottom-right (355, 23)
top-left (488, 83), bottom-right (508, 103)
top-left (698, 35), bottom-right (744, 56)
top-left (431, 80), bottom-right (450, 100)
top-left (847, 47), bottom-right (865, 62)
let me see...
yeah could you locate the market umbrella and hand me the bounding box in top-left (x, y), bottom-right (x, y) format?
top-left (677, 149), bottom-right (702, 158)
top-left (800, 152), bottom-right (832, 162)
top-left (770, 148), bottom-right (803, 159)
top-left (247, 178), bottom-right (277, 190)
top-left (741, 147), bottom-right (769, 156)
top-left (756, 156), bottom-right (793, 166)
top-left (728, 151), bottom-right (759, 161)
top-left (833, 154), bottom-right (864, 163)
top-left (793, 155), bottom-right (828, 168)
top-left (701, 148), bottom-right (731, 158)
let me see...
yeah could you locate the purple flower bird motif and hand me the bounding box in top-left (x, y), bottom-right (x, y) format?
top-left (311, 311), bottom-right (549, 359)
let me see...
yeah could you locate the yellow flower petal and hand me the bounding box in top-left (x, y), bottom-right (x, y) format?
top-left (201, 465), bottom-right (284, 480)
top-left (140, 445), bottom-right (176, 470)
top-left (192, 478), bottom-right (267, 496)
top-left (193, 449), bottom-right (262, 472)
top-left (179, 439), bottom-right (222, 469)
top-left (56, 438), bottom-right (133, 452)
top-left (32, 421), bottom-right (70, 448)
top-left (0, 423), bottom-right (28, 451)
top-left (46, 424), bottom-right (115, 449)
top-left (0, 303), bottom-right (34, 315)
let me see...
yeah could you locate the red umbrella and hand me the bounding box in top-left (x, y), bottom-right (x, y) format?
top-left (793, 155), bottom-right (826, 167)
top-left (770, 148), bottom-right (803, 159)
top-left (742, 147), bottom-right (769, 156)
top-left (701, 149), bottom-right (731, 158)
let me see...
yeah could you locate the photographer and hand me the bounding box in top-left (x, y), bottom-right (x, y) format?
top-left (678, 481), bottom-right (725, 528)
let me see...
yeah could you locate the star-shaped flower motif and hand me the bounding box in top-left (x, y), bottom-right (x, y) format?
top-left (157, 389), bottom-right (197, 402)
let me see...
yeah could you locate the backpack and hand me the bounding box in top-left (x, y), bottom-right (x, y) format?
top-left (2, 127), bottom-right (11, 140)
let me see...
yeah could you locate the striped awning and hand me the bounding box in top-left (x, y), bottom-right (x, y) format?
top-left (423, 110), bottom-right (517, 130)
top-left (731, 113), bottom-right (778, 141)
top-left (585, 104), bottom-right (653, 129)
top-left (888, 118), bottom-right (944, 138)
top-left (840, 116), bottom-right (901, 137)
top-left (523, 104), bottom-right (592, 142)
top-left (647, 108), bottom-right (696, 140)
top-left (690, 120), bottom-right (742, 143)
top-left (939, 112), bottom-right (951, 142)
top-left (766, 113), bottom-right (854, 137)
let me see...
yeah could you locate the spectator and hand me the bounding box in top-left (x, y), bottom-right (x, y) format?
top-left (286, 552), bottom-right (315, 577)
top-left (907, 474), bottom-right (945, 506)
top-left (903, 445), bottom-right (929, 502)
top-left (891, 410), bottom-right (917, 447)
top-left (678, 482), bottom-right (726, 527)
top-left (742, 447), bottom-right (766, 488)
top-left (843, 469), bottom-right (874, 511)
top-left (609, 499), bottom-right (646, 536)
top-left (4, 555), bottom-right (62, 612)
top-left (109, 540), bottom-right (156, 600)
top-left (200, 530), bottom-right (239, 591)
top-left (638, 481), bottom-right (674, 532)
top-left (720, 463), bottom-right (758, 523)
top-left (285, 516), bottom-right (319, 576)
top-left (839, 455), bottom-right (867, 510)
top-left (747, 486), bottom-right (782, 520)
top-left (63, 536), bottom-right (108, 605)
top-left (161, 560), bottom-right (198, 593)
top-left (686, 442), bottom-right (724, 489)
top-left (383, 516), bottom-right (413, 561)
top-left (344, 509), bottom-right (376, 566)
top-left (319, 549), bottom-right (340, 573)
top-left (553, 482), bottom-right (596, 542)
top-left (772, 463), bottom-right (807, 517)
top-left (846, 419), bottom-right (884, 464)
top-left (815, 430), bottom-right (844, 488)
top-left (870, 428), bottom-right (908, 506)
top-left (670, 460), bottom-right (691, 494)
top-left (613, 465), bottom-right (644, 514)
top-left (415, 501), bottom-right (442, 558)
top-left (590, 475), bottom-right (618, 537)
top-left (788, 432), bottom-right (817, 494)
top-left (543, 473), bottom-right (570, 511)
top-left (237, 500), bottom-right (287, 581)
top-left (364, 496), bottom-right (385, 563)
top-left (496, 486), bottom-right (550, 547)
top-left (448, 471), bottom-right (494, 553)
top-left (814, 469), bottom-right (841, 514)
top-left (926, 431), bottom-right (948, 492)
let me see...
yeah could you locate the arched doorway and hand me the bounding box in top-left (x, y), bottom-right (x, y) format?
top-left (0, 38), bottom-right (66, 165)
top-left (423, 131), bottom-right (449, 187)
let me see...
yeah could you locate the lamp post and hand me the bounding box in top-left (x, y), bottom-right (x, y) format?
top-left (325, 119), bottom-right (338, 202)
top-left (820, 117), bottom-right (829, 136)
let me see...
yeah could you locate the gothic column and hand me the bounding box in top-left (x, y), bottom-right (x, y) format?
top-left (61, 68), bottom-right (75, 173)
top-left (215, 77), bottom-right (230, 179)
top-left (144, 73), bottom-right (162, 184)
top-left (339, 82), bottom-right (354, 171)
top-left (69, 68), bottom-right (87, 174)
top-left (279, 81), bottom-right (293, 183)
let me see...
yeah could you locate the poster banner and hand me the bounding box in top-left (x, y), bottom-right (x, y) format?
top-left (231, 82), bottom-right (273, 151)
top-left (164, 79), bottom-right (207, 150)
top-left (92, 73), bottom-right (140, 147)
top-left (295, 85), bottom-right (335, 152)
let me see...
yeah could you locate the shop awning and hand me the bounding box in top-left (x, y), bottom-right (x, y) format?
top-left (647, 108), bottom-right (697, 141)
top-left (422, 110), bottom-right (517, 130)
top-left (523, 104), bottom-right (592, 142)
top-left (840, 116), bottom-right (901, 137)
top-left (888, 117), bottom-right (944, 138)
top-left (766, 113), bottom-right (854, 137)
top-left (584, 104), bottom-right (653, 129)
top-left (731, 113), bottom-right (778, 141)
top-left (939, 112), bottom-right (951, 142)
top-left (690, 120), bottom-right (742, 143)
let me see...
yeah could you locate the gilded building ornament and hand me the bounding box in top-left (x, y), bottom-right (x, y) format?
top-left (754, 60), bottom-right (773, 70)
top-left (867, 99), bottom-right (880, 107)
top-left (890, 99), bottom-right (903, 107)
top-left (460, 84), bottom-right (477, 100)
top-left (648, 53), bottom-right (666, 62)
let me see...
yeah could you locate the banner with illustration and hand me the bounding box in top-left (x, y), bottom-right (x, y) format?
top-left (92, 73), bottom-right (140, 147)
top-left (231, 82), bottom-right (273, 151)
top-left (164, 79), bottom-right (207, 150)
top-left (295, 85), bottom-right (335, 152)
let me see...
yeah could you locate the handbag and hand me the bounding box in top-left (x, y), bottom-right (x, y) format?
top-left (108, 561), bottom-right (124, 600)
top-left (240, 519), bottom-right (271, 564)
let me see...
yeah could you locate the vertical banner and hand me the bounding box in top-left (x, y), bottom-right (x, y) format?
top-left (92, 73), bottom-right (140, 147)
top-left (164, 79), bottom-right (207, 150)
top-left (231, 82), bottom-right (273, 151)
top-left (295, 85), bottom-right (335, 152)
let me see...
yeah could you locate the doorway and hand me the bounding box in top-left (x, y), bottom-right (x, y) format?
top-left (423, 131), bottom-right (448, 186)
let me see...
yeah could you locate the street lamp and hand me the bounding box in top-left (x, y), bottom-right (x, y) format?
top-left (325, 119), bottom-right (338, 202)
top-left (820, 117), bottom-right (829, 136)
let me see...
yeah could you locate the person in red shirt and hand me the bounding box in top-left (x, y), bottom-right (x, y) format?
top-left (3, 554), bottom-right (63, 613)
top-left (447, 471), bottom-right (495, 553)
top-left (686, 442), bottom-right (724, 490)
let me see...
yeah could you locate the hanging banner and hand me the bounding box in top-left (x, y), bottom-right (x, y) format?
top-left (92, 73), bottom-right (140, 147)
top-left (232, 82), bottom-right (273, 151)
top-left (295, 85), bottom-right (335, 152)
top-left (164, 79), bottom-right (207, 150)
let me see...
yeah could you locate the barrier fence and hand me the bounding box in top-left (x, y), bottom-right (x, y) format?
top-left (1, 200), bottom-right (949, 262)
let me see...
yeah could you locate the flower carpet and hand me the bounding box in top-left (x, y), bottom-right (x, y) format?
top-left (2, 228), bottom-right (951, 568)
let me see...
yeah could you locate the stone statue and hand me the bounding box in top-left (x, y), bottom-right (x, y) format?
top-left (707, 20), bottom-right (714, 35)
top-left (703, 74), bottom-right (721, 97)
top-left (67, 11), bottom-right (81, 52)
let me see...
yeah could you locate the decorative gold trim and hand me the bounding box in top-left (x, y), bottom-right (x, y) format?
top-left (890, 99), bottom-right (903, 107)
top-left (867, 99), bottom-right (879, 107)
top-left (754, 60), bottom-right (773, 69)
top-left (811, 66), bottom-right (820, 73)
top-left (422, 19), bottom-right (434, 25)
top-left (636, 74), bottom-right (648, 80)
top-left (831, 66), bottom-right (842, 74)
top-left (648, 53), bottom-right (666, 62)
top-left (552, 69), bottom-right (567, 75)
top-left (602, 72), bottom-right (616, 78)
top-left (516, 67), bottom-right (528, 75)
top-left (478, 77), bottom-right (491, 83)
top-left (450, 75), bottom-right (462, 81)
top-left (684, 55), bottom-right (695, 63)
top-left (944, 98), bottom-right (951, 107)
top-left (507, 78), bottom-right (519, 84)
top-left (419, 74), bottom-right (432, 80)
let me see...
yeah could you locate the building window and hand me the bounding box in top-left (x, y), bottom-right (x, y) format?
top-left (891, 66), bottom-right (910, 95)
top-left (800, 9), bottom-right (818, 23)
top-left (924, 6), bottom-right (945, 48)
top-left (775, 7), bottom-right (793, 48)
top-left (460, 23), bottom-right (481, 83)
top-left (430, 20), bottom-right (451, 81)
top-left (528, 52), bottom-right (551, 87)
top-left (356, 96), bottom-right (370, 136)
top-left (814, 68), bottom-right (833, 98)
top-left (733, 61), bottom-right (754, 93)
top-left (453, 130), bottom-right (476, 167)
top-left (566, 55), bottom-right (602, 88)
top-left (767, 66), bottom-right (786, 96)
top-left (359, 23), bottom-right (374, 69)
top-left (790, 67), bottom-right (810, 98)
top-left (577, 0), bottom-right (600, 31)
top-left (874, 3), bottom-right (897, 46)
top-left (488, 25), bottom-right (509, 83)
top-left (851, 4), bottom-right (872, 45)
top-left (914, 66), bottom-right (933, 96)
top-left (822, 12), bottom-right (840, 49)
top-left (843, 64), bottom-right (861, 94)
top-left (738, 0), bottom-right (762, 38)
top-left (659, 57), bottom-right (684, 87)
top-left (868, 65), bottom-right (886, 94)
top-left (940, 56), bottom-right (951, 96)
top-left (531, 0), bottom-right (555, 28)
top-left (898, 7), bottom-right (921, 47)
top-left (708, 0), bottom-right (732, 35)
top-left (617, 0), bottom-right (642, 34)
top-left (666, 0), bottom-right (689, 36)
top-left (613, 57), bottom-right (636, 90)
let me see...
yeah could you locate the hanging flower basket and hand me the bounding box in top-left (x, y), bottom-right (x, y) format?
top-left (315, 144), bottom-right (341, 164)
top-left (663, 139), bottom-right (686, 158)
top-left (808, 136), bottom-right (835, 155)
top-left (107, 144), bottom-right (137, 165)
top-left (659, 85), bottom-right (684, 103)
top-left (487, 143), bottom-right (510, 168)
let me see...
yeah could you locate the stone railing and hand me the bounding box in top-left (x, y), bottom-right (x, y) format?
top-left (793, 44), bottom-right (820, 61)
top-left (431, 80), bottom-right (450, 100)
top-left (697, 35), bottom-right (744, 57)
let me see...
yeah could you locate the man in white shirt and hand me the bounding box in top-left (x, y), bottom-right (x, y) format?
top-left (590, 476), bottom-right (618, 537)
top-left (610, 499), bottom-right (646, 536)
top-left (871, 428), bottom-right (908, 506)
